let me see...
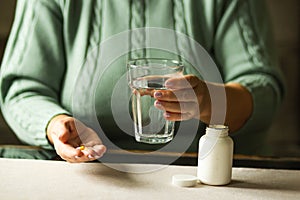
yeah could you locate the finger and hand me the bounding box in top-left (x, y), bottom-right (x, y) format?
top-left (154, 89), bottom-right (198, 102)
top-left (155, 100), bottom-right (198, 115)
top-left (164, 112), bottom-right (194, 121)
top-left (81, 145), bottom-right (106, 160)
top-left (133, 88), bottom-right (155, 97)
top-left (91, 145), bottom-right (107, 157)
top-left (165, 75), bottom-right (199, 89)
top-left (56, 121), bottom-right (72, 143)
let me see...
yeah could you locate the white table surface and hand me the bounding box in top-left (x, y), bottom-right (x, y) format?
top-left (0, 158), bottom-right (299, 200)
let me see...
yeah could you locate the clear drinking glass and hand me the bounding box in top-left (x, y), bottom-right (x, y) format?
top-left (127, 58), bottom-right (184, 144)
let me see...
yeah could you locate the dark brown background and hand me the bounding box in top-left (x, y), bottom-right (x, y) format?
top-left (0, 0), bottom-right (299, 157)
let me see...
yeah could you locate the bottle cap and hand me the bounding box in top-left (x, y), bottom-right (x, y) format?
top-left (172, 174), bottom-right (198, 187)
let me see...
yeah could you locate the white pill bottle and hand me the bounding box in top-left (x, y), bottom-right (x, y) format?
top-left (197, 125), bottom-right (234, 185)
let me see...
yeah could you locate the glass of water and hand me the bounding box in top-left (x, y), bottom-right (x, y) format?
top-left (127, 58), bottom-right (184, 144)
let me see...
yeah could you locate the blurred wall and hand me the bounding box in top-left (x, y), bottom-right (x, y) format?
top-left (0, 0), bottom-right (299, 156)
top-left (0, 0), bottom-right (16, 53)
top-left (265, 0), bottom-right (300, 156)
top-left (0, 0), bottom-right (19, 144)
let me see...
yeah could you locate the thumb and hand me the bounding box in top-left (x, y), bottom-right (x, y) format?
top-left (57, 122), bottom-right (72, 143)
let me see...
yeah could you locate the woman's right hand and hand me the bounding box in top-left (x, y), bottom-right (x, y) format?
top-left (46, 115), bottom-right (106, 163)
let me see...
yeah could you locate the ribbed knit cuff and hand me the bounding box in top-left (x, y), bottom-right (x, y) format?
top-left (228, 74), bottom-right (281, 137)
top-left (3, 99), bottom-right (71, 150)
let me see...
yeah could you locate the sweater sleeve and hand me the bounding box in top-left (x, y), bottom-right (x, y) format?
top-left (0, 0), bottom-right (70, 149)
top-left (213, 0), bottom-right (285, 147)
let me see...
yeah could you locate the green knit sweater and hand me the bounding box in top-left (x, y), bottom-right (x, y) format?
top-left (0, 0), bottom-right (284, 155)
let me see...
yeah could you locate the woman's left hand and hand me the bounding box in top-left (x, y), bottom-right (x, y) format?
top-left (153, 74), bottom-right (253, 132)
top-left (153, 75), bottom-right (211, 123)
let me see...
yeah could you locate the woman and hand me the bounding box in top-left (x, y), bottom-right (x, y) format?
top-left (0, 0), bottom-right (284, 162)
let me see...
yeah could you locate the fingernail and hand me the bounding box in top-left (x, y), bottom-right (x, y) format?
top-left (155, 101), bottom-right (162, 106)
top-left (88, 155), bottom-right (94, 159)
top-left (75, 156), bottom-right (80, 159)
top-left (164, 112), bottom-right (171, 118)
top-left (154, 92), bottom-right (162, 98)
